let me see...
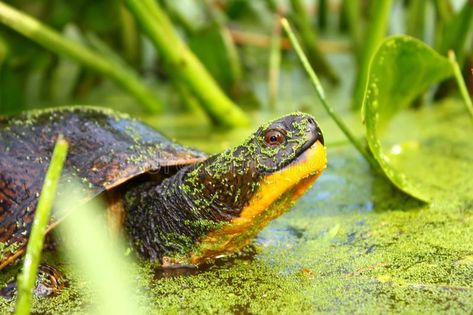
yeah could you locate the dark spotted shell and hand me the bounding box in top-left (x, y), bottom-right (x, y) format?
top-left (0, 107), bottom-right (206, 269)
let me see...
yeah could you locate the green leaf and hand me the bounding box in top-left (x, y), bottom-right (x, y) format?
top-left (363, 36), bottom-right (454, 202)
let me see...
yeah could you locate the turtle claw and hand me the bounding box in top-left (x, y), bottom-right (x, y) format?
top-left (33, 264), bottom-right (66, 296)
top-left (0, 264), bottom-right (66, 299)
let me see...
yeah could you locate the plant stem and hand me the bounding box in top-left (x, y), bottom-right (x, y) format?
top-left (449, 51), bottom-right (473, 121)
top-left (0, 2), bottom-right (162, 112)
top-left (281, 18), bottom-right (379, 169)
top-left (352, 0), bottom-right (393, 109)
top-left (125, 0), bottom-right (248, 127)
top-left (15, 136), bottom-right (68, 315)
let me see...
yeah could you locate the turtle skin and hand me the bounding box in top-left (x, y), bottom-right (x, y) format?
top-left (0, 107), bottom-right (206, 270)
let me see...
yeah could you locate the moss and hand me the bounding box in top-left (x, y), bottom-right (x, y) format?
top-left (162, 232), bottom-right (195, 254)
top-left (0, 241), bottom-right (22, 261)
top-left (184, 220), bottom-right (226, 236)
top-left (6, 106), bottom-right (132, 126)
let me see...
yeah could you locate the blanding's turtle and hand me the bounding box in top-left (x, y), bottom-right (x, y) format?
top-left (0, 107), bottom-right (326, 295)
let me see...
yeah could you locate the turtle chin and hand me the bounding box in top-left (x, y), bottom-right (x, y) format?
top-left (188, 140), bottom-right (327, 264)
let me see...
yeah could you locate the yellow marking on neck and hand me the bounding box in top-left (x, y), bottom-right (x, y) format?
top-left (238, 141), bottom-right (326, 221)
top-left (190, 140), bottom-right (327, 264)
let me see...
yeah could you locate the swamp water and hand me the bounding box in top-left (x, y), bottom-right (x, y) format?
top-left (0, 100), bottom-right (472, 314)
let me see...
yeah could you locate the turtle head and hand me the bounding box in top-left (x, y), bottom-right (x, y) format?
top-left (125, 113), bottom-right (326, 265)
top-left (184, 112), bottom-right (327, 264)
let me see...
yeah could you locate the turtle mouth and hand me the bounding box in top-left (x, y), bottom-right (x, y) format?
top-left (234, 139), bottom-right (326, 220)
top-left (284, 138), bottom-right (322, 171)
top-left (282, 140), bottom-right (327, 201)
top-left (278, 123), bottom-right (324, 171)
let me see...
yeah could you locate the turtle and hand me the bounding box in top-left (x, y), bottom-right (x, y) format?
top-left (0, 106), bottom-right (326, 296)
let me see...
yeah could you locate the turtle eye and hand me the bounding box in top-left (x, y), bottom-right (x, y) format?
top-left (264, 129), bottom-right (286, 146)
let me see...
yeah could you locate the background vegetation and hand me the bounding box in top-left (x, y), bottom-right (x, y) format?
top-left (1, 0), bottom-right (473, 313)
top-left (0, 0), bottom-right (470, 120)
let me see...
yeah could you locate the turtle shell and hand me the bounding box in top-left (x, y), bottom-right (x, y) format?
top-left (0, 107), bottom-right (207, 269)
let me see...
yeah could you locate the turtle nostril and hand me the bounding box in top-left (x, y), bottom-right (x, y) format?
top-left (305, 117), bottom-right (323, 145)
top-left (317, 128), bottom-right (325, 145)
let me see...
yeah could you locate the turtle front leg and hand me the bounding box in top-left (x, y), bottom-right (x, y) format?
top-left (32, 264), bottom-right (66, 296)
top-left (0, 264), bottom-right (66, 299)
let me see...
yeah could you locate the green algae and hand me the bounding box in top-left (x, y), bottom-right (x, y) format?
top-left (6, 105), bottom-right (133, 127)
top-left (184, 219), bottom-right (228, 234)
top-left (0, 242), bottom-right (21, 261)
top-left (1, 101), bottom-right (472, 314)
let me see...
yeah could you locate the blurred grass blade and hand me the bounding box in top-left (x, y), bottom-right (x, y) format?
top-left (433, 0), bottom-right (454, 23)
top-left (268, 13), bottom-right (282, 108)
top-left (406, 0), bottom-right (427, 39)
top-left (202, 0), bottom-right (243, 87)
top-left (340, 0), bottom-right (362, 62)
top-left (281, 18), bottom-right (378, 169)
top-left (433, 1), bottom-right (473, 99)
top-left (288, 0), bottom-right (339, 84)
top-left (0, 2), bottom-right (163, 113)
top-left (0, 35), bottom-right (7, 66)
top-left (353, 0), bottom-right (393, 109)
top-left (15, 136), bottom-right (68, 315)
top-left (362, 36), bottom-right (454, 202)
top-left (448, 51), bottom-right (473, 120)
top-left (188, 25), bottom-right (242, 93)
top-left (57, 185), bottom-right (145, 315)
top-left (125, 0), bottom-right (248, 127)
top-left (119, 4), bottom-right (141, 67)
top-left (436, 1), bottom-right (473, 63)
top-left (318, 0), bottom-right (328, 31)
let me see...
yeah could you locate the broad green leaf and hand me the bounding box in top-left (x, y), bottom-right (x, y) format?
top-left (363, 36), bottom-right (453, 202)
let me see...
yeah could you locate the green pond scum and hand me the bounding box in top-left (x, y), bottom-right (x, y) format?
top-left (0, 101), bottom-right (472, 314)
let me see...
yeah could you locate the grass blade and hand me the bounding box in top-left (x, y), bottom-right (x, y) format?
top-left (281, 18), bottom-right (379, 170)
top-left (449, 51), bottom-right (473, 121)
top-left (15, 135), bottom-right (68, 315)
